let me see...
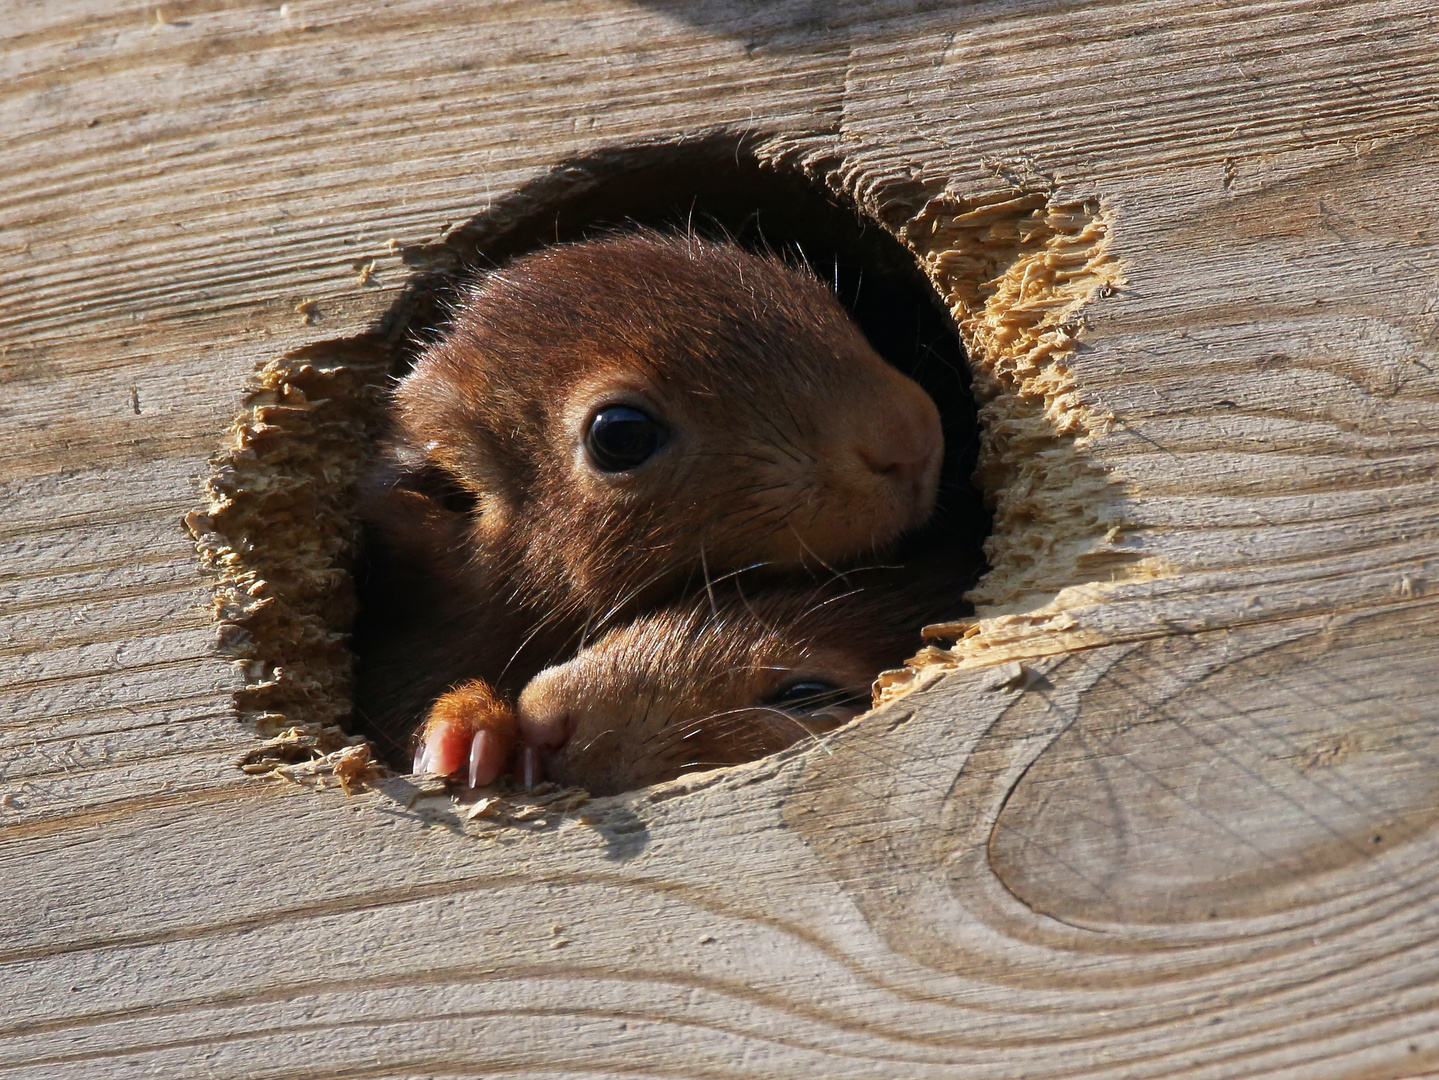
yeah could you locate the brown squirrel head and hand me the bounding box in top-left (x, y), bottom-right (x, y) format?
top-left (513, 565), bottom-right (969, 795)
top-left (382, 231), bottom-right (943, 622)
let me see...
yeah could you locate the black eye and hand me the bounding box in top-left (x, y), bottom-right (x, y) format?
top-left (765, 680), bottom-right (854, 711)
top-left (583, 405), bottom-right (666, 472)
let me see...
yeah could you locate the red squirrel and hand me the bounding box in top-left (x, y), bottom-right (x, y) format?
top-left (357, 231), bottom-right (945, 779)
top-left (420, 561), bottom-right (976, 795)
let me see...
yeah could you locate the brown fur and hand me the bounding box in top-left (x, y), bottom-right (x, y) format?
top-left (515, 559), bottom-right (976, 795)
top-left (358, 232), bottom-right (944, 743)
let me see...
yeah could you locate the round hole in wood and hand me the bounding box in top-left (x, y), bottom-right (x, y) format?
top-left (189, 134), bottom-right (987, 794)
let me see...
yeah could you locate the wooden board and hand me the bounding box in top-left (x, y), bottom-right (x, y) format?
top-left (4, 0), bottom-right (1439, 1075)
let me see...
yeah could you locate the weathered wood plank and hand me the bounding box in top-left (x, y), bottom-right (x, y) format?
top-left (3, 603), bottom-right (1437, 1077)
top-left (2, 0), bottom-right (1437, 1075)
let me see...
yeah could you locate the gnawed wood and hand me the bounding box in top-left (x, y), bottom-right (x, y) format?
top-left (2, 0), bottom-right (1438, 1076)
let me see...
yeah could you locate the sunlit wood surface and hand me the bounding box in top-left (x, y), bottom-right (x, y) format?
top-left (3, 0), bottom-right (1438, 1075)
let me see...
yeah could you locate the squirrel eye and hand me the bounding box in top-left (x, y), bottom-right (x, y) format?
top-left (765, 680), bottom-right (854, 711)
top-left (584, 405), bottom-right (666, 472)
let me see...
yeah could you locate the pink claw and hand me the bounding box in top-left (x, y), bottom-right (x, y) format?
top-left (414, 719), bottom-right (469, 778)
top-left (467, 729), bottom-right (506, 788)
top-left (518, 745), bottom-right (542, 791)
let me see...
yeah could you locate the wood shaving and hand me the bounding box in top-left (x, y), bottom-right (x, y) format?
top-left (465, 797), bottom-right (502, 821)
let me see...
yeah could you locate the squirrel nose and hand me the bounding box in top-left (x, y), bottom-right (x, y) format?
top-left (517, 708), bottom-right (575, 752)
top-left (854, 378), bottom-right (944, 511)
top-left (516, 666), bottom-right (581, 752)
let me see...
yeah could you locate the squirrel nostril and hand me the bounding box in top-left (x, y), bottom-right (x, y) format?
top-left (858, 424), bottom-right (942, 483)
top-left (882, 459), bottom-right (928, 495)
top-left (875, 455), bottom-right (924, 478)
top-left (517, 708), bottom-right (576, 752)
top-left (854, 374), bottom-right (944, 483)
top-left (516, 662), bottom-right (587, 754)
top-left (555, 713), bottom-right (578, 749)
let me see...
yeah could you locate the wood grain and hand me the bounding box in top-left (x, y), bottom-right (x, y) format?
top-left (2, 0), bottom-right (1437, 1075)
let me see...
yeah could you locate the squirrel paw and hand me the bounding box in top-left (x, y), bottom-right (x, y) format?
top-left (414, 679), bottom-right (517, 787)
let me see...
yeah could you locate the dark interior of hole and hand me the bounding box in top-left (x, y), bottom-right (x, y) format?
top-left (350, 136), bottom-right (988, 763)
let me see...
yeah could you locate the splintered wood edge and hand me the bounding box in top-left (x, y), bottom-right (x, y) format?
top-left (878, 192), bottom-right (1157, 704)
top-left (185, 340), bottom-right (392, 753)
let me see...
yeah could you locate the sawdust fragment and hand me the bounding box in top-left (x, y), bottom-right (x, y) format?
top-left (465, 797), bottom-right (503, 821)
top-left (235, 728), bottom-right (387, 791)
top-left (452, 782), bottom-right (591, 831)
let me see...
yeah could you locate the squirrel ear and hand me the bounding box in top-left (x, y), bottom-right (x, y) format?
top-left (358, 457), bottom-right (474, 579)
top-left (391, 460), bottom-right (479, 516)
